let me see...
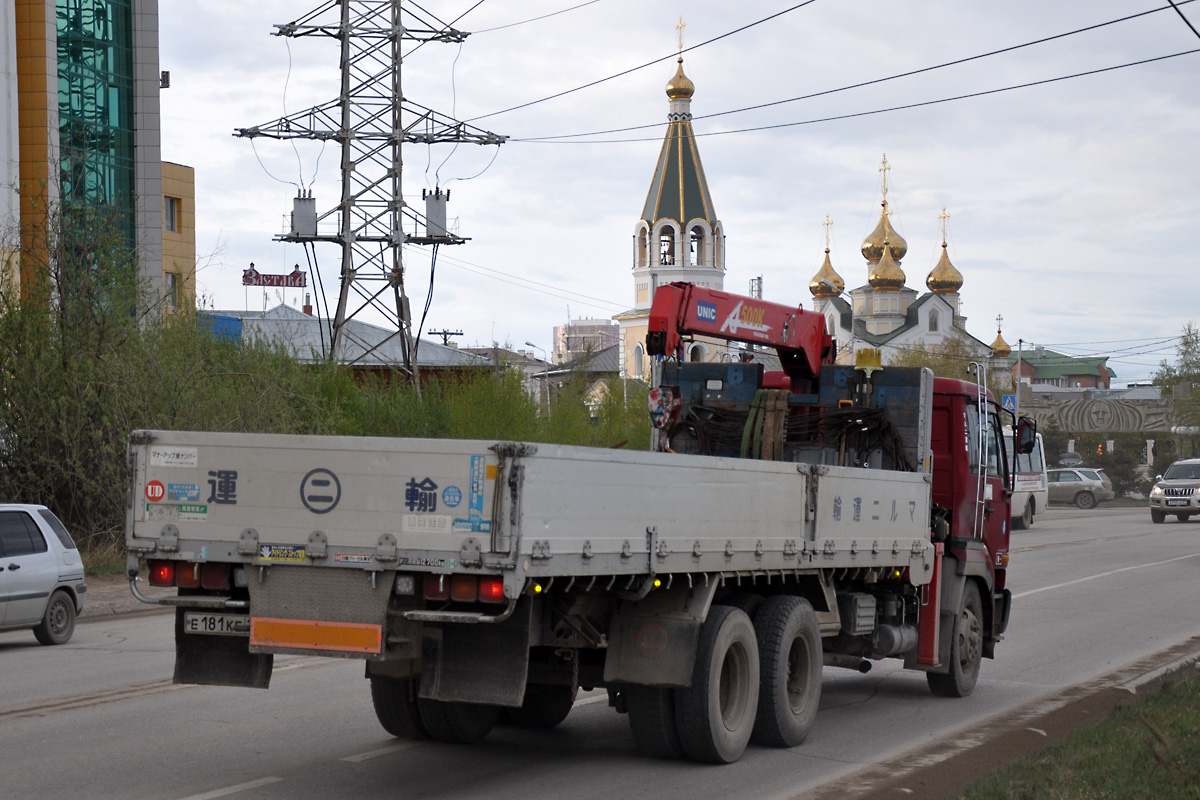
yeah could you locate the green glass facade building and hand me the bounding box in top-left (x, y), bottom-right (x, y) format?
top-left (56, 0), bottom-right (136, 242)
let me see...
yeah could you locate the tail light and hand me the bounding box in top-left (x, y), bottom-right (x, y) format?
top-left (201, 563), bottom-right (229, 590)
top-left (450, 575), bottom-right (478, 602)
top-left (478, 577), bottom-right (505, 604)
top-left (175, 563), bottom-right (201, 588)
top-left (148, 560), bottom-right (175, 587)
top-left (423, 574), bottom-right (450, 601)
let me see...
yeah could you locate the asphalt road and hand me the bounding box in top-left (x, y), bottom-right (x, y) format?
top-left (2, 506), bottom-right (1198, 800)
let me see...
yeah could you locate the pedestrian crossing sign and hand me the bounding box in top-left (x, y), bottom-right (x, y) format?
top-left (1001, 394), bottom-right (1016, 412)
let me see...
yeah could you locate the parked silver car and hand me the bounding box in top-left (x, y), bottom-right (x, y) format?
top-left (1149, 458), bottom-right (1200, 524)
top-left (1047, 468), bottom-right (1114, 509)
top-left (0, 505), bottom-right (87, 644)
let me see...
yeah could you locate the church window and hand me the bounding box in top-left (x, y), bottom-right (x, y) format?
top-left (689, 225), bottom-right (706, 266)
top-left (929, 310), bottom-right (939, 332)
top-left (659, 230), bottom-right (676, 265)
top-left (688, 344), bottom-right (705, 362)
top-left (637, 229), bottom-right (648, 268)
top-left (633, 344), bottom-right (645, 379)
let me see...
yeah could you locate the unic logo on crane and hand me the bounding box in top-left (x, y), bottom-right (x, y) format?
top-left (720, 300), bottom-right (771, 336)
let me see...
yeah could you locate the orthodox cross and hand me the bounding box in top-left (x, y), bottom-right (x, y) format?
top-left (676, 17), bottom-right (686, 54)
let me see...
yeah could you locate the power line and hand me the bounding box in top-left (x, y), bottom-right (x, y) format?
top-left (403, 246), bottom-right (626, 311)
top-left (1167, 0), bottom-right (1200, 39)
top-left (514, 1), bottom-right (1197, 143)
top-left (512, 48), bottom-right (1200, 144)
top-left (471, 0), bottom-right (601, 34)
top-left (465, 1), bottom-right (820, 123)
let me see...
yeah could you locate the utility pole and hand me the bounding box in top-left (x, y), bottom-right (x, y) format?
top-left (236, 1), bottom-right (505, 394)
top-left (428, 329), bottom-right (463, 346)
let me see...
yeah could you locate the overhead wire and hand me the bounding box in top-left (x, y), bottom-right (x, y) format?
top-left (511, 1), bottom-right (1197, 143)
top-left (511, 48), bottom-right (1200, 144)
top-left (470, 0), bottom-right (601, 34)
top-left (465, 1), bottom-right (820, 123)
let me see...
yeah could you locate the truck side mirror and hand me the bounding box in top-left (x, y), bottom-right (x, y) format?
top-left (1016, 417), bottom-right (1037, 455)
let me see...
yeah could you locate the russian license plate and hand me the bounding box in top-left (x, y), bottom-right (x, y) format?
top-left (184, 612), bottom-right (251, 637)
top-left (1166, 499), bottom-right (1189, 507)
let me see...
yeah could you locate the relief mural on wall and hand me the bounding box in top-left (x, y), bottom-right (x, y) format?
top-left (1019, 398), bottom-right (1176, 433)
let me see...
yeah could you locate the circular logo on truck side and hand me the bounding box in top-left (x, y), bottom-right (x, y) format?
top-left (145, 480), bottom-right (166, 502)
top-left (300, 468), bottom-right (342, 514)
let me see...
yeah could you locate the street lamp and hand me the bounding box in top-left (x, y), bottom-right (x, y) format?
top-left (525, 342), bottom-right (550, 419)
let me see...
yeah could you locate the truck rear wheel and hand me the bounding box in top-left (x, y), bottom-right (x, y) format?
top-left (505, 684), bottom-right (577, 729)
top-left (626, 685), bottom-right (685, 759)
top-left (417, 698), bottom-right (499, 744)
top-left (751, 596), bottom-right (822, 748)
top-left (674, 605), bottom-right (760, 763)
top-left (369, 676), bottom-right (429, 740)
top-left (927, 581), bottom-right (983, 698)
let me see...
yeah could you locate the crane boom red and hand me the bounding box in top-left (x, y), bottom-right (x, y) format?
top-left (645, 282), bottom-right (835, 384)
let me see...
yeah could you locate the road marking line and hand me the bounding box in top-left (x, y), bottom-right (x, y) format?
top-left (574, 694), bottom-right (608, 707)
top-left (177, 777), bottom-right (282, 800)
top-left (342, 741), bottom-right (425, 762)
top-left (1014, 553), bottom-right (1200, 599)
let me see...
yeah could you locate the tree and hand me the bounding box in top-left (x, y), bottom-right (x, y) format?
top-left (1155, 322), bottom-right (1200, 424)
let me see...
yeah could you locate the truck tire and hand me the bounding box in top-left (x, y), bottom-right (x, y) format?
top-left (927, 581), bottom-right (983, 698)
top-left (751, 596), bottom-right (822, 748)
top-left (674, 605), bottom-right (760, 763)
top-left (1075, 492), bottom-right (1097, 510)
top-left (1012, 499), bottom-right (1033, 530)
top-left (1151, 509), bottom-right (1166, 524)
top-left (33, 590), bottom-right (76, 646)
top-left (505, 684), bottom-right (577, 729)
top-left (369, 676), bottom-right (429, 739)
top-left (417, 698), bottom-right (499, 744)
top-left (626, 685), bottom-right (685, 759)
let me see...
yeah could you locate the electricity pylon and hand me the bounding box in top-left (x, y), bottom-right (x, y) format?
top-left (236, 1), bottom-right (505, 388)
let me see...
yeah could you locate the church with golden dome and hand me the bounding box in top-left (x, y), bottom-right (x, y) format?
top-left (809, 155), bottom-right (991, 366)
top-left (615, 51), bottom-right (735, 380)
top-left (614, 47), bottom-right (995, 381)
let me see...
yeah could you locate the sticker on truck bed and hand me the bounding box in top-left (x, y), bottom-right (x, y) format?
top-left (451, 455), bottom-right (493, 534)
top-left (144, 503), bottom-right (208, 522)
top-left (401, 514), bottom-right (452, 533)
top-left (258, 544), bottom-right (307, 563)
top-left (150, 446), bottom-right (198, 468)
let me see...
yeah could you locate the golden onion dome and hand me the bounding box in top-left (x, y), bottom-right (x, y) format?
top-left (991, 328), bottom-right (1011, 358)
top-left (861, 201), bottom-right (908, 263)
top-left (809, 248), bottom-right (845, 298)
top-left (868, 242), bottom-right (906, 291)
top-left (665, 57), bottom-right (695, 99)
top-left (926, 242), bottom-right (964, 293)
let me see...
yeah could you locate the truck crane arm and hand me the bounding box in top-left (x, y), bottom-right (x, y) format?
top-left (645, 282), bottom-right (835, 385)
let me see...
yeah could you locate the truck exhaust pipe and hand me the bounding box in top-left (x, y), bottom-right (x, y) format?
top-left (823, 653), bottom-right (872, 673)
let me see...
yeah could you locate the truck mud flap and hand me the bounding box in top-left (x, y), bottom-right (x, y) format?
top-left (603, 581), bottom-right (719, 688)
top-left (419, 597), bottom-right (532, 707)
top-left (174, 608), bottom-right (272, 689)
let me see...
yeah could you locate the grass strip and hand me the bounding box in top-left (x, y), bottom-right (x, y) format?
top-left (960, 672), bottom-right (1200, 800)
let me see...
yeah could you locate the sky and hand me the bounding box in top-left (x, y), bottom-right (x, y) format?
top-left (159, 0), bottom-right (1200, 386)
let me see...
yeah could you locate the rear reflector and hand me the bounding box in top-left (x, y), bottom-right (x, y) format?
top-left (148, 560), bottom-right (175, 587)
top-left (423, 574), bottom-right (450, 601)
top-left (250, 618), bottom-right (382, 654)
top-left (201, 563), bottom-right (229, 590)
top-left (478, 577), bottom-right (506, 603)
top-left (175, 563), bottom-right (201, 588)
top-left (450, 574), bottom-right (478, 602)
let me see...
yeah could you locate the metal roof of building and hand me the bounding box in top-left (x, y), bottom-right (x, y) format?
top-left (206, 305), bottom-right (490, 368)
